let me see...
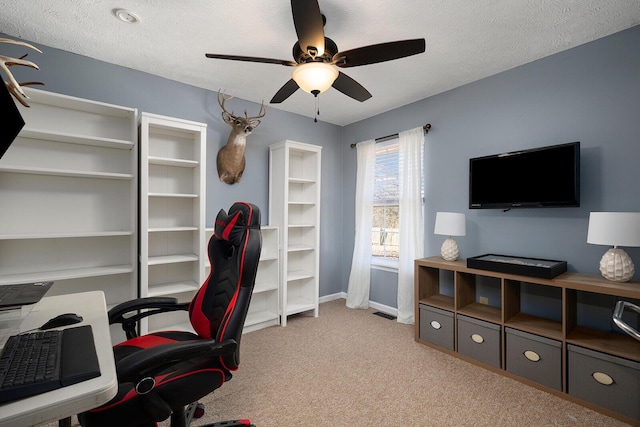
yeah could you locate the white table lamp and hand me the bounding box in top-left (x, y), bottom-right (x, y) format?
top-left (587, 212), bottom-right (640, 282)
top-left (434, 212), bottom-right (466, 261)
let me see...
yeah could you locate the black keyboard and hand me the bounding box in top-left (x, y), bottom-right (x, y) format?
top-left (0, 285), bottom-right (21, 300)
top-left (0, 325), bottom-right (101, 403)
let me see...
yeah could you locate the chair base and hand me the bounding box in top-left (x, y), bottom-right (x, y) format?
top-left (201, 421), bottom-right (255, 427)
top-left (182, 402), bottom-right (255, 427)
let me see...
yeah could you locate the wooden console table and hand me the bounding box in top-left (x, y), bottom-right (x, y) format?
top-left (415, 256), bottom-right (640, 426)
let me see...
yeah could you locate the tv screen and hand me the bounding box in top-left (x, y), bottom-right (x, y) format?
top-left (469, 142), bottom-right (580, 209)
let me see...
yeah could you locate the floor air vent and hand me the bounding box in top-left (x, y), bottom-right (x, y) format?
top-left (373, 311), bottom-right (396, 320)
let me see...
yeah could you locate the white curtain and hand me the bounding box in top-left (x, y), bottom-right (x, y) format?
top-left (346, 139), bottom-right (375, 309)
top-left (397, 127), bottom-right (425, 324)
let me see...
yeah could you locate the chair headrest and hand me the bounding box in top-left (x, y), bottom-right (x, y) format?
top-left (214, 202), bottom-right (260, 246)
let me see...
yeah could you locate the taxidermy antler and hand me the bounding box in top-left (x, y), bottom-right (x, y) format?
top-left (217, 90), bottom-right (266, 185)
top-left (1, 38), bottom-right (43, 107)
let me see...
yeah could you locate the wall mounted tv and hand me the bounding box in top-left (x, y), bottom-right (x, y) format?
top-left (469, 141), bottom-right (580, 210)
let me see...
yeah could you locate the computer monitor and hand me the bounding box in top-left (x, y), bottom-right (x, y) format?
top-left (0, 83), bottom-right (25, 159)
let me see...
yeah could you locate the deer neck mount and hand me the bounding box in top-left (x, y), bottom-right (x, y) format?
top-left (216, 91), bottom-right (266, 185)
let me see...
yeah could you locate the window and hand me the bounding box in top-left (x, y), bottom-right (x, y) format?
top-left (371, 138), bottom-right (424, 268)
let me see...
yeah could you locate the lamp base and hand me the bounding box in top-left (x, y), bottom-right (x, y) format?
top-left (441, 238), bottom-right (459, 261)
top-left (599, 248), bottom-right (635, 282)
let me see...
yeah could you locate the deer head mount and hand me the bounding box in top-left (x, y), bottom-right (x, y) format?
top-left (216, 91), bottom-right (266, 185)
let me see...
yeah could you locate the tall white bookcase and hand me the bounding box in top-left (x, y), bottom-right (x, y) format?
top-left (138, 112), bottom-right (206, 334)
top-left (269, 140), bottom-right (321, 326)
top-left (0, 88), bottom-right (138, 342)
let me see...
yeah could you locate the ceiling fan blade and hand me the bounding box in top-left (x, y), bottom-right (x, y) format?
top-left (205, 53), bottom-right (296, 67)
top-left (270, 79), bottom-right (300, 103)
top-left (333, 38), bottom-right (426, 68)
top-left (291, 0), bottom-right (325, 56)
top-left (332, 72), bottom-right (372, 102)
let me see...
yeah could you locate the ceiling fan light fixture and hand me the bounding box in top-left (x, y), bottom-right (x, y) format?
top-left (292, 62), bottom-right (338, 95)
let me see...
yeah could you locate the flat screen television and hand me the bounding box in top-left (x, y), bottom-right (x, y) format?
top-left (469, 141), bottom-right (580, 210)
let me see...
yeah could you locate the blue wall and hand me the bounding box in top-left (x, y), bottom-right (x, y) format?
top-left (3, 25), bottom-right (640, 311)
top-left (0, 32), bottom-right (346, 298)
top-left (341, 25), bottom-right (640, 308)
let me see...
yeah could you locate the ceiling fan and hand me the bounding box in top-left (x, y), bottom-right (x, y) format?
top-left (205, 0), bottom-right (426, 104)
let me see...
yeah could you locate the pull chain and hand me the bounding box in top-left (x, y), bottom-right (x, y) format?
top-left (311, 90), bottom-right (320, 123)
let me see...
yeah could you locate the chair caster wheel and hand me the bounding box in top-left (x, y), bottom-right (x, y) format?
top-left (194, 403), bottom-right (205, 419)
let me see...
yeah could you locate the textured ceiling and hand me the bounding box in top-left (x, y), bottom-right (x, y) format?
top-left (1, 1), bottom-right (639, 125)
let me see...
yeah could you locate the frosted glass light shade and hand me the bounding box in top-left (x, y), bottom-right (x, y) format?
top-left (292, 62), bottom-right (339, 94)
top-left (434, 212), bottom-right (466, 237)
top-left (587, 212), bottom-right (640, 282)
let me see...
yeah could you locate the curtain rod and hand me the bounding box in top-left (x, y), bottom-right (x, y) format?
top-left (349, 123), bottom-right (431, 149)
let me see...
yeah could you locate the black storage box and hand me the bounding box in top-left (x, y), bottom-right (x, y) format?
top-left (419, 304), bottom-right (454, 350)
top-left (568, 344), bottom-right (640, 421)
top-left (457, 315), bottom-right (501, 369)
top-left (467, 254), bottom-right (567, 279)
top-left (505, 327), bottom-right (562, 391)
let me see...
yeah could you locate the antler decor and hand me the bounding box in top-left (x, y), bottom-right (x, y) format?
top-left (216, 90), bottom-right (266, 185)
top-left (1, 38), bottom-right (43, 107)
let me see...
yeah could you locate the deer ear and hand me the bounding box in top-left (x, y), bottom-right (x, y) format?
top-left (249, 119), bottom-right (261, 128)
top-left (222, 112), bottom-right (233, 123)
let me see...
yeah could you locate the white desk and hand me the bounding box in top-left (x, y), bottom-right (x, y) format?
top-left (0, 291), bottom-right (118, 427)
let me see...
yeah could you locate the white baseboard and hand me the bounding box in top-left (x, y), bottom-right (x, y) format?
top-left (319, 293), bottom-right (398, 317)
top-left (319, 292), bottom-right (346, 303)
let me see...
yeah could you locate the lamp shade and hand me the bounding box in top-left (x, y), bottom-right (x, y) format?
top-left (434, 212), bottom-right (466, 237)
top-left (292, 62), bottom-right (339, 94)
top-left (587, 212), bottom-right (640, 247)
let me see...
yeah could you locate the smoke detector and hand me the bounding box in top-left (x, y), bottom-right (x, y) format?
top-left (113, 9), bottom-right (140, 24)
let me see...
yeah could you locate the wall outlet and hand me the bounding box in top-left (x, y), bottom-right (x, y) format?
top-left (479, 296), bottom-right (489, 305)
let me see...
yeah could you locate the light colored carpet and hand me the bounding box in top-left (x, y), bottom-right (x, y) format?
top-left (189, 299), bottom-right (628, 427)
top-left (48, 299), bottom-right (630, 426)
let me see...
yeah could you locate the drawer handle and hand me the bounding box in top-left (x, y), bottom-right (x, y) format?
top-left (471, 333), bottom-right (484, 344)
top-left (430, 320), bottom-right (442, 330)
top-left (592, 372), bottom-right (614, 386)
top-left (523, 350), bottom-right (540, 362)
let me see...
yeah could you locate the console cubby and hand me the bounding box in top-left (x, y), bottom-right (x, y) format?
top-left (415, 264), bottom-right (454, 312)
top-left (456, 272), bottom-right (501, 324)
top-left (415, 256), bottom-right (640, 426)
top-left (504, 280), bottom-right (563, 340)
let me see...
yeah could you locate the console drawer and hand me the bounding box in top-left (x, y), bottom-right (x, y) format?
top-left (419, 305), bottom-right (454, 350)
top-left (568, 344), bottom-right (640, 421)
top-left (457, 315), bottom-right (501, 368)
top-left (505, 328), bottom-right (562, 391)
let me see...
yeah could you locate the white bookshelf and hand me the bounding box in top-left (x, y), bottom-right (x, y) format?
top-left (0, 88), bottom-right (138, 343)
top-left (245, 225), bottom-right (280, 332)
top-left (138, 112), bottom-right (206, 334)
top-left (269, 140), bottom-right (321, 326)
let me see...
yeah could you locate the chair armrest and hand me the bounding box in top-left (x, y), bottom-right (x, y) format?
top-left (116, 339), bottom-right (237, 382)
top-left (109, 297), bottom-right (190, 339)
top-left (108, 297), bottom-right (187, 323)
top-left (613, 300), bottom-right (640, 341)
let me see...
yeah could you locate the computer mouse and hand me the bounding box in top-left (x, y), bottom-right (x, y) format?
top-left (40, 313), bottom-right (83, 330)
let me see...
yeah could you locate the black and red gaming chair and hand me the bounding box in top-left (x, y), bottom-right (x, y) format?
top-left (78, 202), bottom-right (261, 427)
